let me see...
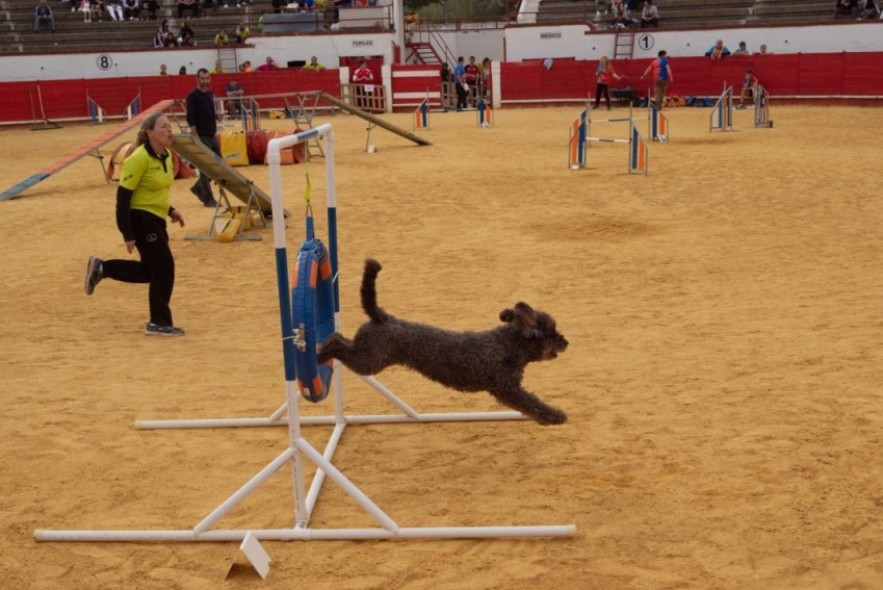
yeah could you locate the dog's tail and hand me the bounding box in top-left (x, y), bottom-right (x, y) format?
top-left (361, 258), bottom-right (389, 323)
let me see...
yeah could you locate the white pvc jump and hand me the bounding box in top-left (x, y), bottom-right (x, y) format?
top-left (35, 123), bottom-right (576, 546)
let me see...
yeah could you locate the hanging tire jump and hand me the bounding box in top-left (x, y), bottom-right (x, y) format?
top-left (290, 221), bottom-right (336, 403)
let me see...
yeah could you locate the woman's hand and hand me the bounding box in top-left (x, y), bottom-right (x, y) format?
top-left (170, 209), bottom-right (185, 228)
top-left (126, 240), bottom-right (136, 254)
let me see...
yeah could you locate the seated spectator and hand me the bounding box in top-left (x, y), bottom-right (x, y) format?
top-left (256, 56), bottom-right (280, 71)
top-left (234, 22), bottom-right (250, 44)
top-left (303, 55), bottom-right (325, 71)
top-left (179, 21), bottom-right (195, 45)
top-left (755, 43), bottom-right (770, 54)
top-left (202, 0), bottom-right (217, 17)
top-left (153, 30), bottom-right (166, 47)
top-left (225, 79), bottom-right (244, 115)
top-left (91, 0), bottom-right (105, 20)
top-left (834, 0), bottom-right (859, 18)
top-left (857, 0), bottom-right (879, 17)
top-left (733, 41), bottom-right (749, 55)
top-left (640, 0), bottom-right (659, 27)
top-left (122, 0), bottom-right (140, 20)
top-left (159, 19), bottom-right (178, 45)
top-left (80, 0), bottom-right (92, 22)
top-left (179, 65), bottom-right (188, 74)
top-left (271, 0), bottom-right (286, 13)
top-left (142, 0), bottom-right (158, 19)
top-left (177, 0), bottom-right (199, 18)
top-left (213, 29), bottom-right (229, 46)
top-left (611, 0), bottom-right (633, 28)
top-left (705, 39), bottom-right (730, 60)
top-left (239, 60), bottom-right (253, 72)
top-left (33, 0), bottom-right (56, 32)
top-left (105, 0), bottom-right (124, 20)
top-left (159, 63), bottom-right (168, 75)
top-left (211, 59), bottom-right (225, 74)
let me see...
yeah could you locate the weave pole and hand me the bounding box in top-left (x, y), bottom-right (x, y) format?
top-left (125, 92), bottom-right (141, 120)
top-left (86, 92), bottom-right (105, 125)
top-left (413, 99), bottom-right (430, 130)
top-left (629, 124), bottom-right (649, 175)
top-left (710, 85), bottom-right (734, 132)
top-left (568, 108), bottom-right (588, 169)
top-left (477, 99), bottom-right (493, 128)
top-left (754, 84), bottom-right (773, 128)
top-left (648, 101), bottom-right (669, 142)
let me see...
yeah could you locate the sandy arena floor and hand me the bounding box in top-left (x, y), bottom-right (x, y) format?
top-left (1, 103), bottom-right (882, 590)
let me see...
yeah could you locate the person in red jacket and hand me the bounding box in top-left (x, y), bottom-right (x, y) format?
top-left (352, 60), bottom-right (375, 110)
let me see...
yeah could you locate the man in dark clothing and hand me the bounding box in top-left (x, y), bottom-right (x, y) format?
top-left (186, 68), bottom-right (221, 207)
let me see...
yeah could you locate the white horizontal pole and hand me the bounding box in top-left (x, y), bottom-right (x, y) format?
top-left (590, 117), bottom-right (648, 123)
top-left (586, 137), bottom-right (630, 143)
top-left (35, 524), bottom-right (576, 543)
top-left (135, 410), bottom-right (528, 430)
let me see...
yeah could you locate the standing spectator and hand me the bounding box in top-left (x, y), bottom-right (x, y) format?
top-left (33, 0), bottom-right (56, 33)
top-left (641, 49), bottom-right (673, 110)
top-left (105, 0), bottom-right (124, 20)
top-left (464, 56), bottom-right (479, 106)
top-left (303, 55), bottom-right (325, 71)
top-left (225, 79), bottom-right (244, 116)
top-left (234, 22), bottom-right (250, 43)
top-left (122, 0), bottom-right (140, 20)
top-left (593, 56), bottom-right (622, 111)
top-left (256, 56), bottom-right (280, 71)
top-left (179, 20), bottom-right (195, 46)
top-left (733, 41), bottom-right (750, 55)
top-left (738, 69), bottom-right (758, 108)
top-left (213, 29), bottom-right (229, 46)
top-left (186, 69), bottom-right (221, 208)
top-left (705, 39), bottom-right (730, 60)
top-left (83, 113), bottom-right (187, 337)
top-left (640, 0), bottom-right (659, 27)
top-left (453, 56), bottom-right (468, 111)
top-left (352, 59), bottom-right (375, 109)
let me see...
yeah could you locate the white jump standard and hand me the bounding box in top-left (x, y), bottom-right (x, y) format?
top-left (35, 123), bottom-right (576, 547)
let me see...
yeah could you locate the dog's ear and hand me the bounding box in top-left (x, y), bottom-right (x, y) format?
top-left (499, 308), bottom-right (515, 323)
top-left (509, 302), bottom-right (542, 338)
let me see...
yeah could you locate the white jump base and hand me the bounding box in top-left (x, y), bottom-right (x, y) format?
top-left (35, 123), bottom-right (576, 547)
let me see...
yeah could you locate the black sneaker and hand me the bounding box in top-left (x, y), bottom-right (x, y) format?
top-left (203, 197), bottom-right (219, 208)
top-left (145, 322), bottom-right (185, 337)
top-left (84, 256), bottom-right (103, 295)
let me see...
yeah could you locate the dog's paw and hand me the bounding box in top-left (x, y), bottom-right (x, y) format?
top-left (536, 409), bottom-right (568, 426)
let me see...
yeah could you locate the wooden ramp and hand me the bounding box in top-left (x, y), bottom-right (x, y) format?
top-left (171, 134), bottom-right (273, 215)
top-left (0, 100), bottom-right (175, 202)
top-left (317, 92), bottom-right (432, 147)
